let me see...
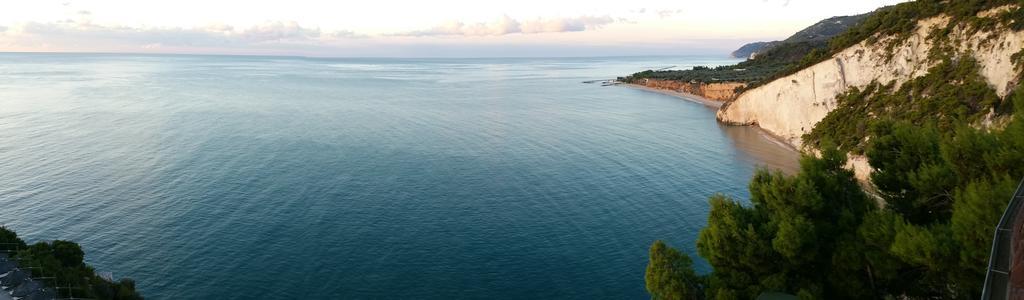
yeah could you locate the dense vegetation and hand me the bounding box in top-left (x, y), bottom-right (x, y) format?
top-left (649, 84), bottom-right (1024, 299)
top-left (620, 14), bottom-right (869, 90)
top-left (620, 41), bottom-right (827, 85)
top-left (646, 1), bottom-right (1024, 299)
top-left (0, 227), bottom-right (143, 300)
top-left (805, 0), bottom-right (1024, 154)
top-left (805, 56), bottom-right (1004, 154)
top-left (827, 0), bottom-right (1024, 56)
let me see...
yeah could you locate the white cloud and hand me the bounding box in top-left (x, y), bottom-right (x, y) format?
top-left (329, 30), bottom-right (368, 39)
top-left (241, 20), bottom-right (320, 42)
top-left (392, 15), bottom-right (615, 37)
top-left (202, 23), bottom-right (234, 34)
top-left (0, 0), bottom-right (907, 57)
top-left (520, 15), bottom-right (614, 33)
top-left (0, 19), bottom-right (356, 48)
top-left (656, 9), bottom-right (684, 19)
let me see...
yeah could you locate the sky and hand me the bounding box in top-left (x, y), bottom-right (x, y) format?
top-left (0, 0), bottom-right (907, 57)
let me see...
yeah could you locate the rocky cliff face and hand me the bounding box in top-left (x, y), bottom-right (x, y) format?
top-left (638, 79), bottom-right (746, 101)
top-left (718, 7), bottom-right (1024, 149)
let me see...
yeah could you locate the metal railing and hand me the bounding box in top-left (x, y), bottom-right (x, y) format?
top-left (981, 177), bottom-right (1024, 299)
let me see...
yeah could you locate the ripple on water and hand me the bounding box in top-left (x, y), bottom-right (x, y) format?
top-left (0, 54), bottom-right (796, 299)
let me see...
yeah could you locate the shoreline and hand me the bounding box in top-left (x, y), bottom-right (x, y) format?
top-left (620, 82), bottom-right (799, 152)
top-left (619, 82), bottom-right (804, 173)
top-left (621, 83), bottom-right (725, 108)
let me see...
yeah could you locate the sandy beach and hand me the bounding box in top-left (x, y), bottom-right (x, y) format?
top-left (718, 124), bottom-right (802, 174)
top-left (621, 83), bottom-right (725, 108)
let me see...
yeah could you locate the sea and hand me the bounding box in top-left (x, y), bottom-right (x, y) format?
top-left (0, 53), bottom-right (798, 299)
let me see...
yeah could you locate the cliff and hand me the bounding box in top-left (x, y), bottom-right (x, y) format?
top-left (636, 79), bottom-right (746, 101)
top-left (718, 7), bottom-right (1024, 149)
top-left (627, 13), bottom-right (872, 94)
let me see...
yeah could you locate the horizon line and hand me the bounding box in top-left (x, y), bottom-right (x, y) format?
top-left (0, 50), bottom-right (741, 60)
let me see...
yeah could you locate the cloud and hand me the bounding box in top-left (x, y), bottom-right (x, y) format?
top-left (520, 15), bottom-right (614, 33)
top-left (0, 19), bottom-right (363, 49)
top-left (329, 30), bottom-right (368, 39)
top-left (392, 15), bottom-right (615, 37)
top-left (656, 9), bottom-right (684, 18)
top-left (626, 8), bottom-right (684, 19)
top-left (241, 20), bottom-right (320, 42)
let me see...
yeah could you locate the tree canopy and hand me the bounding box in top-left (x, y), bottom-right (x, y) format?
top-left (0, 227), bottom-right (143, 300)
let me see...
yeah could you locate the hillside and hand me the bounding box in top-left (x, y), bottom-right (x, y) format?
top-left (732, 13), bottom-right (872, 59)
top-left (717, 2), bottom-right (1024, 169)
top-left (646, 1), bottom-right (1024, 299)
top-left (619, 12), bottom-right (872, 102)
top-left (730, 41), bottom-right (779, 60)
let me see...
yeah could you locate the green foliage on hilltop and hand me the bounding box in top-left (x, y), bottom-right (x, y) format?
top-left (0, 227), bottom-right (143, 300)
top-left (621, 12), bottom-right (874, 89)
top-left (619, 13), bottom-right (871, 88)
top-left (619, 41), bottom-right (830, 89)
top-left (829, 0), bottom-right (1024, 54)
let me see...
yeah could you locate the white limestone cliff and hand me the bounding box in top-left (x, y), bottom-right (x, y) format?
top-left (718, 10), bottom-right (1022, 148)
top-left (717, 7), bottom-right (1024, 179)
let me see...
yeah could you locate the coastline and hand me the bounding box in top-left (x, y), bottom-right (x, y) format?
top-left (620, 82), bottom-right (800, 153)
top-left (619, 82), bottom-right (803, 174)
top-left (621, 83), bottom-right (724, 108)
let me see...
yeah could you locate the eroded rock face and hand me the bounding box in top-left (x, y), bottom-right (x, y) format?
top-left (637, 79), bottom-right (746, 101)
top-left (717, 8), bottom-right (1024, 150)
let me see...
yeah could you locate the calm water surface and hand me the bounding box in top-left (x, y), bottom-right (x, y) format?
top-left (0, 53), bottom-right (797, 299)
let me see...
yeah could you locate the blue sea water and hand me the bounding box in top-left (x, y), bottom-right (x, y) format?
top-left (0, 53), bottom-right (797, 299)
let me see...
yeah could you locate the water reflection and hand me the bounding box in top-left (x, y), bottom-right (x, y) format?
top-left (719, 123), bottom-right (801, 175)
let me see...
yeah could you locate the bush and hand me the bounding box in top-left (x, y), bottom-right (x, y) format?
top-left (1, 229), bottom-right (144, 300)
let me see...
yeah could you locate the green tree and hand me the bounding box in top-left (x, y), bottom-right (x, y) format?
top-left (697, 194), bottom-right (774, 298)
top-left (0, 226), bottom-right (28, 252)
top-left (867, 121), bottom-right (955, 224)
top-left (695, 147), bottom-right (875, 299)
top-left (951, 178), bottom-right (1017, 288)
top-left (646, 240), bottom-right (704, 300)
top-left (52, 240), bottom-right (85, 268)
